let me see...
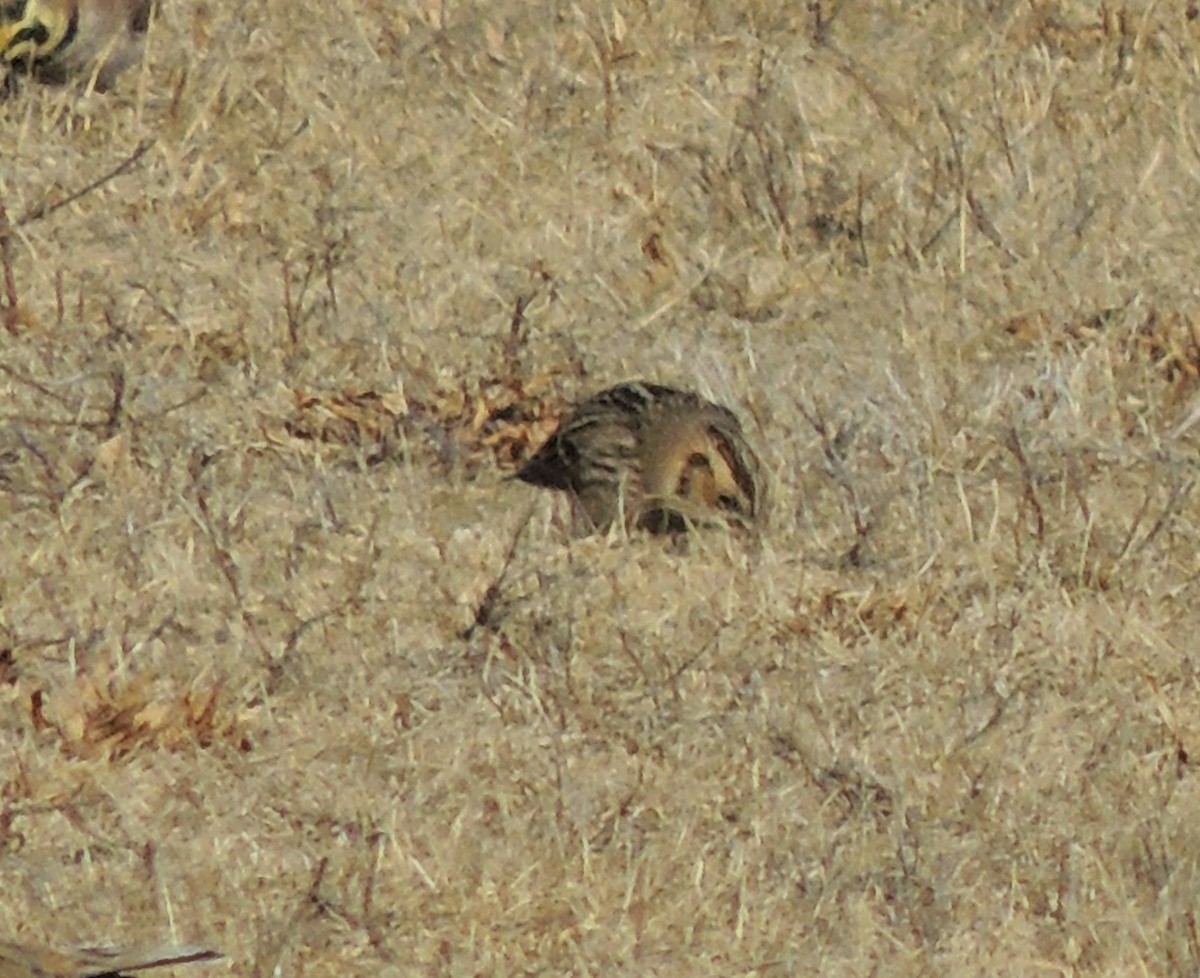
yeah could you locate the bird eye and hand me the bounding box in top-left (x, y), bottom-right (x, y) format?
top-left (716, 494), bottom-right (742, 512)
top-left (3, 2), bottom-right (28, 22)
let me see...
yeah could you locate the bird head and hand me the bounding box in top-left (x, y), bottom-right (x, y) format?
top-left (0, 0), bottom-right (76, 70)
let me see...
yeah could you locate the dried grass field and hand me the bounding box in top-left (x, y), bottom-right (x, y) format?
top-left (4, 2), bottom-right (1200, 975)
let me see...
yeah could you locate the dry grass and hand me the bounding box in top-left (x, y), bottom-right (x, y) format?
top-left (4, 1), bottom-right (1200, 974)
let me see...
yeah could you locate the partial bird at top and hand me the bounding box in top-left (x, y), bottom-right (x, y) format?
top-left (1, 0), bottom-right (155, 92)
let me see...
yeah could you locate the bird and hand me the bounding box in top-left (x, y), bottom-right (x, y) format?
top-left (0, 0), bottom-right (154, 91)
top-left (517, 381), bottom-right (766, 534)
top-left (0, 941), bottom-right (221, 978)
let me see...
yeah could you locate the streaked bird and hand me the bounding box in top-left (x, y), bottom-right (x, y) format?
top-left (0, 942), bottom-right (221, 978)
top-left (518, 381), bottom-right (765, 534)
top-left (0, 0), bottom-right (154, 90)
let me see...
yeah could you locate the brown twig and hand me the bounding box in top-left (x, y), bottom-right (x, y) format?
top-left (0, 140), bottom-right (155, 334)
top-left (460, 506), bottom-right (534, 639)
top-left (800, 400), bottom-right (875, 566)
top-left (1005, 428), bottom-right (1045, 542)
top-left (854, 172), bottom-right (869, 268)
top-left (16, 137), bottom-right (156, 227)
top-left (0, 201), bottom-right (19, 335)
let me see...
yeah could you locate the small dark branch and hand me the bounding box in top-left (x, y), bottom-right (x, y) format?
top-left (128, 280), bottom-right (185, 327)
top-left (1067, 462), bottom-right (1091, 528)
top-left (808, 1), bottom-right (829, 44)
top-left (1005, 428), bottom-right (1045, 542)
top-left (662, 629), bottom-right (721, 692)
top-left (911, 155), bottom-right (944, 261)
top-left (194, 482), bottom-right (244, 606)
top-left (1138, 478), bottom-right (1196, 556)
top-left (509, 293), bottom-right (530, 346)
top-left (1112, 485), bottom-right (1153, 568)
top-left (600, 42), bottom-right (615, 138)
top-left (362, 830), bottom-right (384, 918)
top-left (0, 360), bottom-right (72, 407)
top-left (54, 268), bottom-right (64, 327)
top-left (1113, 7), bottom-right (1135, 85)
top-left (137, 387), bottom-right (208, 422)
top-left (504, 292), bottom-right (532, 379)
top-left (617, 624), bottom-right (650, 686)
top-left (15, 432), bottom-right (63, 509)
top-left (958, 690), bottom-right (1011, 749)
top-left (753, 124), bottom-right (792, 243)
top-left (936, 102), bottom-right (965, 183)
top-left (323, 237), bottom-right (340, 314)
top-left (300, 846), bottom-right (395, 963)
top-left (1187, 909), bottom-right (1200, 968)
top-left (281, 262), bottom-right (298, 347)
top-left (966, 189), bottom-right (1012, 257)
top-left (314, 211), bottom-right (348, 317)
top-left (103, 366), bottom-right (126, 438)
top-left (16, 137), bottom-right (156, 227)
top-left (0, 201), bottom-right (19, 335)
top-left (305, 857), bottom-right (330, 912)
top-left (281, 255), bottom-right (319, 349)
top-left (461, 507), bottom-right (533, 639)
top-left (842, 504), bottom-right (874, 569)
top-left (1052, 843), bottom-right (1070, 926)
top-left (281, 612), bottom-right (334, 661)
top-left (587, 24), bottom-right (618, 138)
top-left (748, 53), bottom-right (793, 247)
top-left (854, 172), bottom-right (869, 268)
top-left (799, 400), bottom-right (874, 565)
top-left (827, 47), bottom-right (922, 154)
top-left (935, 102), bottom-right (968, 251)
top-left (30, 689), bottom-right (51, 732)
top-left (188, 450), bottom-right (272, 667)
top-left (1117, 478), bottom-right (1195, 564)
top-left (989, 68), bottom-right (1017, 178)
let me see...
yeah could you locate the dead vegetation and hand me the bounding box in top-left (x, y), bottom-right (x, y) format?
top-left (3, 0), bottom-right (1200, 975)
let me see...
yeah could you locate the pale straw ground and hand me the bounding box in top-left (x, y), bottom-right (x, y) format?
top-left (3, 2), bottom-right (1200, 976)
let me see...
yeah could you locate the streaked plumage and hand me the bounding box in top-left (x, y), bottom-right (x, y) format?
top-left (0, 0), bottom-right (154, 90)
top-left (0, 942), bottom-right (221, 978)
top-left (518, 381), bottom-right (765, 534)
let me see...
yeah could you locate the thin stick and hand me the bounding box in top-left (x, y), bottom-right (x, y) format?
top-left (0, 201), bottom-right (19, 334)
top-left (460, 506), bottom-right (534, 639)
top-left (16, 137), bottom-right (156, 226)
